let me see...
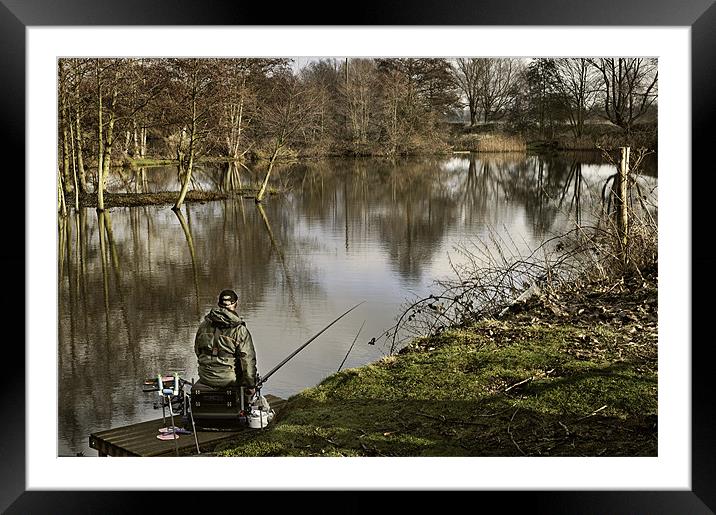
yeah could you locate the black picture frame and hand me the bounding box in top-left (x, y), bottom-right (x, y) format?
top-left (2, 1), bottom-right (713, 512)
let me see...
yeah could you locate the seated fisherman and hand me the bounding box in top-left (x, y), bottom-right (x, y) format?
top-left (194, 289), bottom-right (257, 396)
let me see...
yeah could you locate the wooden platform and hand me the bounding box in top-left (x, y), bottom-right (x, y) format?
top-left (89, 395), bottom-right (285, 457)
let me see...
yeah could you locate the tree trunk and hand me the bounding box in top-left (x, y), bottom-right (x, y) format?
top-left (256, 146), bottom-right (280, 203)
top-left (101, 83), bottom-right (119, 190)
top-left (102, 110), bottom-right (116, 179)
top-left (124, 129), bottom-right (131, 157)
top-left (174, 93), bottom-right (197, 211)
top-left (74, 83), bottom-right (88, 193)
top-left (613, 146), bottom-right (630, 262)
top-left (140, 126), bottom-right (147, 158)
top-left (58, 61), bottom-right (74, 196)
top-left (68, 112), bottom-right (79, 210)
top-left (133, 120), bottom-right (140, 159)
top-left (60, 96), bottom-right (73, 196)
top-left (58, 168), bottom-right (67, 216)
top-left (173, 149), bottom-right (193, 210)
top-left (61, 126), bottom-right (71, 193)
top-left (96, 60), bottom-right (105, 211)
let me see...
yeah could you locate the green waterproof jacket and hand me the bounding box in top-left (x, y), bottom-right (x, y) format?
top-left (194, 306), bottom-right (257, 389)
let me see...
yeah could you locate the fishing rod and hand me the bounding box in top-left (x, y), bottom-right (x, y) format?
top-left (337, 320), bottom-right (366, 373)
top-left (257, 301), bottom-right (365, 388)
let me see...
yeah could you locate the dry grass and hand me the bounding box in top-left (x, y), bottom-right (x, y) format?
top-left (377, 148), bottom-right (657, 355)
top-left (454, 133), bottom-right (528, 153)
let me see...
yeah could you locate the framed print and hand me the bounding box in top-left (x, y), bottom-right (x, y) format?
top-left (3, 0), bottom-right (715, 512)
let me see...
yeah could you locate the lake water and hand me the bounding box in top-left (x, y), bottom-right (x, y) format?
top-left (57, 152), bottom-right (657, 456)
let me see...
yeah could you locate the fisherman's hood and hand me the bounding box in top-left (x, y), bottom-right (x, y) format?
top-left (205, 307), bottom-right (243, 329)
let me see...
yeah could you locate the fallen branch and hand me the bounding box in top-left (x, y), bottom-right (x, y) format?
top-left (504, 376), bottom-right (533, 392)
top-left (558, 420), bottom-right (571, 436)
top-left (574, 404), bottom-right (608, 422)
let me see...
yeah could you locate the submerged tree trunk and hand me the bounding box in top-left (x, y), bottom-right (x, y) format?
top-left (256, 146), bottom-right (280, 203)
top-left (58, 168), bottom-right (68, 216)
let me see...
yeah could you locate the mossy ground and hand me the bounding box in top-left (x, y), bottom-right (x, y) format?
top-left (213, 276), bottom-right (657, 457)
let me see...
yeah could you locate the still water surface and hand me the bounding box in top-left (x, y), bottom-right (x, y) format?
top-left (58, 153), bottom-right (657, 455)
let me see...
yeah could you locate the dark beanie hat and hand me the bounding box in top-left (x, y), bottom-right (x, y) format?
top-left (218, 289), bottom-right (239, 306)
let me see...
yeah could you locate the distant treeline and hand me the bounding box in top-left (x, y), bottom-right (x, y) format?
top-left (57, 57), bottom-right (658, 198)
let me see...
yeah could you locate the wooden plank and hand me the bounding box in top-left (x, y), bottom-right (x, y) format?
top-left (89, 395), bottom-right (285, 457)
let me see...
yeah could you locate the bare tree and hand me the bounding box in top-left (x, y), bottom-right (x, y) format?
top-left (122, 59), bottom-right (169, 162)
top-left (380, 68), bottom-right (412, 155)
top-left (589, 58), bottom-right (658, 135)
top-left (452, 58), bottom-right (522, 125)
top-left (255, 73), bottom-right (323, 202)
top-left (376, 58), bottom-right (460, 154)
top-left (551, 58), bottom-right (600, 138)
top-left (58, 60), bottom-right (74, 199)
top-left (524, 58), bottom-right (561, 137)
top-left (215, 58), bottom-right (290, 160)
top-left (94, 58), bottom-right (125, 211)
top-left (452, 58), bottom-right (481, 126)
top-left (67, 59), bottom-right (92, 193)
top-left (166, 58), bottom-right (216, 211)
top-left (340, 59), bottom-right (380, 145)
top-left (300, 58), bottom-right (343, 149)
top-left (476, 58), bottom-right (522, 123)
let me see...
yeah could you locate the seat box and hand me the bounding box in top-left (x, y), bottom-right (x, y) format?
top-left (190, 382), bottom-right (245, 419)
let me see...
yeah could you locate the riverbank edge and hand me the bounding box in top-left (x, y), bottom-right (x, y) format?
top-left (75, 189), bottom-right (283, 208)
top-left (119, 143), bottom-right (637, 169)
top-left (118, 123), bottom-right (656, 167)
top-left (208, 272), bottom-right (657, 457)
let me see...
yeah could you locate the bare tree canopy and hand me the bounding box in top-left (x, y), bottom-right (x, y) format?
top-left (588, 58), bottom-right (658, 134)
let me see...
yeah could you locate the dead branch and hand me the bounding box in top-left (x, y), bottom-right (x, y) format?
top-left (504, 376), bottom-right (533, 392)
top-left (574, 404), bottom-right (608, 422)
top-left (507, 407), bottom-right (527, 456)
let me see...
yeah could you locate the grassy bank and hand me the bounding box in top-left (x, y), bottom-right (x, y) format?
top-left (447, 121), bottom-right (657, 154)
top-left (212, 273), bottom-right (657, 457)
